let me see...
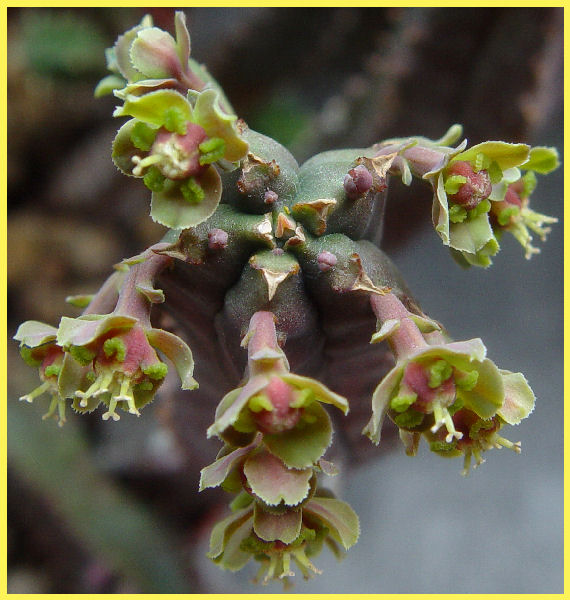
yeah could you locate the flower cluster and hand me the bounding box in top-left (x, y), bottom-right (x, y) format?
top-left (200, 311), bottom-right (359, 585)
top-left (97, 11), bottom-right (249, 229)
top-left (14, 248), bottom-right (197, 424)
top-left (363, 292), bottom-right (535, 475)
top-left (374, 125), bottom-right (559, 266)
top-left (11, 11), bottom-right (560, 589)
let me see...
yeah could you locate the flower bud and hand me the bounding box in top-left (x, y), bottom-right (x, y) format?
top-left (343, 164), bottom-right (373, 200)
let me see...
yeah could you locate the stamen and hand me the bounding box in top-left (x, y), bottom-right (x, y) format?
top-left (132, 153), bottom-right (161, 177)
top-left (280, 552), bottom-right (294, 579)
top-left (19, 381), bottom-right (50, 403)
top-left (102, 396), bottom-right (120, 421)
top-left (461, 449), bottom-right (472, 477)
top-left (114, 374), bottom-right (140, 415)
top-left (431, 403), bottom-right (463, 442)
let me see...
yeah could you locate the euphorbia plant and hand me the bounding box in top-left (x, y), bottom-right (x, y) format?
top-left (13, 11), bottom-right (559, 587)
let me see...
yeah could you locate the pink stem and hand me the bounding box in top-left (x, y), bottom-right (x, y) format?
top-left (246, 311), bottom-right (288, 375)
top-left (113, 245), bottom-right (173, 326)
top-left (370, 293), bottom-right (427, 359)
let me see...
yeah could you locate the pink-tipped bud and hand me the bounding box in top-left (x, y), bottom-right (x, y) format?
top-left (317, 250), bottom-right (338, 272)
top-left (446, 161), bottom-right (492, 210)
top-left (208, 228), bottom-right (229, 250)
top-left (343, 165), bottom-right (373, 200)
top-left (264, 190), bottom-right (278, 205)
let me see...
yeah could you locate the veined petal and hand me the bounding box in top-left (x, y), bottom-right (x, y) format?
top-left (113, 15), bottom-right (154, 82)
top-left (521, 146), bottom-right (560, 174)
top-left (432, 173), bottom-right (450, 245)
top-left (451, 141), bottom-right (530, 170)
top-left (457, 358), bottom-right (504, 419)
top-left (174, 11), bottom-right (191, 68)
top-left (449, 213), bottom-right (495, 254)
top-left (130, 27), bottom-right (180, 79)
top-left (263, 402), bottom-right (333, 469)
top-left (370, 318), bottom-right (400, 344)
top-left (207, 505), bottom-right (253, 561)
top-left (57, 314), bottom-right (136, 348)
top-left (114, 89), bottom-right (193, 129)
top-left (253, 504), bottom-right (302, 544)
top-left (243, 450), bottom-right (313, 506)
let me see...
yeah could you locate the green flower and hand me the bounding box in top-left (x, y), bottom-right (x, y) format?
top-left (488, 147), bottom-right (559, 259)
top-left (207, 491), bottom-right (359, 586)
top-left (374, 126), bottom-right (558, 267)
top-left (95, 11), bottom-right (199, 98)
top-left (424, 370), bottom-right (535, 475)
top-left (432, 140), bottom-right (531, 267)
top-left (13, 320), bottom-right (84, 426)
top-left (112, 88), bottom-right (248, 228)
top-left (206, 311), bottom-right (348, 469)
top-left (56, 313), bottom-right (196, 421)
top-left (363, 336), bottom-right (507, 445)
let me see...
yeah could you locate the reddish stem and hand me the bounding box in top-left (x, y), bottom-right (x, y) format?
top-left (113, 244), bottom-right (173, 326)
top-left (245, 311), bottom-right (288, 376)
top-left (370, 293), bottom-right (427, 359)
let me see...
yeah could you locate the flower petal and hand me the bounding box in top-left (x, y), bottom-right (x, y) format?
top-left (449, 213), bottom-right (495, 254)
top-left (280, 373), bottom-right (349, 414)
top-left (150, 165), bottom-right (222, 228)
top-left (207, 506), bottom-right (253, 565)
top-left (304, 497), bottom-right (360, 550)
top-left (113, 15), bottom-right (153, 82)
top-left (458, 357), bottom-right (505, 419)
top-left (243, 450), bottom-right (313, 506)
top-left (263, 401), bottom-right (333, 469)
top-left (520, 146), bottom-right (560, 175)
top-left (191, 89), bottom-right (248, 162)
top-left (497, 370), bottom-right (535, 425)
top-left (253, 504), bottom-right (302, 544)
top-left (57, 315), bottom-right (136, 348)
top-left (362, 364), bottom-right (404, 444)
top-left (14, 320), bottom-right (58, 348)
top-left (451, 141), bottom-right (530, 171)
top-left (114, 89), bottom-right (192, 129)
top-left (207, 376), bottom-right (269, 438)
top-left (370, 318), bottom-right (400, 344)
top-left (130, 27), bottom-right (180, 79)
top-left (199, 436), bottom-right (261, 491)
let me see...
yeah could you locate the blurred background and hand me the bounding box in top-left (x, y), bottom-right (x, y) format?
top-left (7, 7), bottom-right (563, 593)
